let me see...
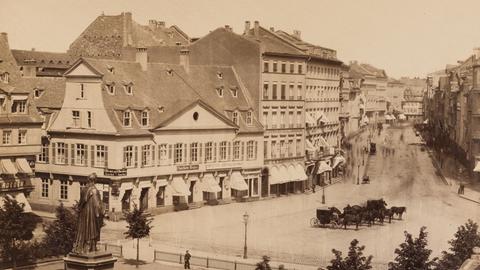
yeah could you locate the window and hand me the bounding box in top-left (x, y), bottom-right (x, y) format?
top-left (281, 63), bottom-right (286, 73)
top-left (247, 140), bottom-right (256, 160)
top-left (158, 144), bottom-right (168, 164)
top-left (18, 130), bottom-right (26, 145)
top-left (72, 110), bottom-right (80, 127)
top-left (271, 141), bottom-right (277, 159)
top-left (123, 146), bottom-right (134, 168)
top-left (1, 72), bottom-right (9, 83)
top-left (246, 111), bottom-right (253, 125)
top-left (74, 144), bottom-right (87, 166)
top-left (11, 100), bottom-right (27, 113)
top-left (279, 140), bottom-right (285, 158)
top-left (205, 142), bottom-right (213, 162)
top-left (125, 84), bottom-right (133, 95)
top-left (174, 143), bottom-right (183, 164)
top-left (263, 62), bottom-right (269, 72)
top-left (272, 112), bottom-right (277, 128)
top-left (280, 112), bottom-right (285, 128)
top-left (298, 64), bottom-right (303, 74)
top-left (141, 110), bottom-right (149, 127)
top-left (34, 89), bottom-right (43, 98)
top-left (0, 97), bottom-right (4, 112)
top-left (289, 112), bottom-right (294, 127)
top-left (264, 141), bottom-right (268, 159)
top-left (233, 141), bottom-right (241, 160)
top-left (281, 84), bottom-right (286, 100)
top-left (141, 145), bottom-right (152, 166)
top-left (56, 142), bottom-right (67, 164)
top-left (216, 87), bottom-right (224, 97)
top-left (190, 142), bottom-right (198, 163)
top-left (272, 84), bottom-right (278, 100)
top-left (106, 83), bottom-right (115, 94)
top-left (232, 111), bottom-right (239, 125)
top-left (289, 84), bottom-right (294, 100)
top-left (288, 139), bottom-right (294, 157)
top-left (297, 111), bottom-right (302, 127)
top-left (87, 111), bottom-right (92, 128)
top-left (60, 180), bottom-right (68, 200)
top-left (219, 141), bottom-right (227, 161)
top-left (273, 62), bottom-right (278, 72)
top-left (231, 88), bottom-right (238, 97)
top-left (262, 112), bottom-right (268, 127)
top-left (263, 83), bottom-right (269, 100)
top-left (38, 143), bottom-right (49, 163)
top-left (157, 186), bottom-right (165, 206)
top-left (95, 145), bottom-right (107, 167)
top-left (80, 83), bottom-right (85, 98)
top-left (2, 130), bottom-right (11, 145)
top-left (123, 111), bottom-right (131, 127)
top-left (297, 84), bottom-right (302, 100)
top-left (296, 138), bottom-right (302, 156)
top-left (41, 178), bottom-right (49, 198)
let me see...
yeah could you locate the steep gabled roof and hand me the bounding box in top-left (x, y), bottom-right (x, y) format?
top-left (350, 62), bottom-right (387, 79)
top-left (244, 26), bottom-right (307, 57)
top-left (11, 49), bottom-right (74, 68)
top-left (16, 77), bottom-right (66, 109)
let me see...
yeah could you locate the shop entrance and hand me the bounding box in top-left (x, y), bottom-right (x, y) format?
top-left (188, 181), bottom-right (196, 204)
top-left (139, 188), bottom-right (149, 211)
top-left (121, 189), bottom-right (132, 211)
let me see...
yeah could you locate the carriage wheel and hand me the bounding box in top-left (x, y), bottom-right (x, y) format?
top-left (310, 218), bottom-right (319, 227)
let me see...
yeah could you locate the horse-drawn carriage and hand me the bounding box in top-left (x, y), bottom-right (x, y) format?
top-left (310, 207), bottom-right (342, 228)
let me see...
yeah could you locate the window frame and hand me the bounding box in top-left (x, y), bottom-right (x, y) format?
top-left (174, 143), bottom-right (183, 164)
top-left (2, 130), bottom-right (11, 145)
top-left (60, 180), bottom-right (68, 200)
top-left (123, 110), bottom-right (132, 127)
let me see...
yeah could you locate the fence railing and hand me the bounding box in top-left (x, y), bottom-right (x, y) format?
top-left (99, 242), bottom-right (123, 257)
top-left (154, 250), bottom-right (288, 270)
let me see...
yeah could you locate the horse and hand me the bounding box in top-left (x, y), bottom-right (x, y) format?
top-left (391, 206), bottom-right (407, 219)
top-left (343, 205), bottom-right (364, 216)
top-left (361, 210), bottom-right (375, 226)
top-left (340, 212), bottom-right (362, 230)
top-left (384, 208), bottom-right (394, 223)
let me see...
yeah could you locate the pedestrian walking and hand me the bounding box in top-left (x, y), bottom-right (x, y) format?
top-left (256, 255), bottom-right (272, 270)
top-left (312, 184), bottom-right (316, 193)
top-left (184, 250), bottom-right (191, 269)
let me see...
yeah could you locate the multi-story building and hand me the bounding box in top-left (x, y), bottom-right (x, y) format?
top-left (0, 33), bottom-right (43, 211)
top-left (339, 65), bottom-right (364, 140)
top-left (386, 79), bottom-right (405, 113)
top-left (11, 49), bottom-right (74, 77)
top-left (350, 62), bottom-right (388, 125)
top-left (402, 88), bottom-right (424, 122)
top-left (275, 30), bottom-right (344, 184)
top-left (27, 50), bottom-right (265, 214)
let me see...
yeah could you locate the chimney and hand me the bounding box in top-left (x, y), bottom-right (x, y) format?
top-left (244, 21), bottom-right (251, 34)
top-left (293, 30), bottom-right (301, 40)
top-left (158, 21), bottom-right (166, 27)
top-left (122, 12), bottom-right (133, 47)
top-left (148, 20), bottom-right (158, 30)
top-left (474, 47), bottom-right (480, 59)
top-left (0, 32), bottom-right (8, 45)
top-left (179, 48), bottom-right (190, 73)
top-left (253, 21), bottom-right (260, 38)
top-left (31, 48), bottom-right (35, 52)
top-left (270, 27), bottom-right (275, 32)
top-left (225, 25), bottom-right (232, 31)
top-left (136, 47), bottom-right (148, 71)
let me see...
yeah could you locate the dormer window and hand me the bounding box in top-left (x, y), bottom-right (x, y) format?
top-left (124, 83), bottom-right (133, 95)
top-left (158, 106), bottom-right (164, 113)
top-left (80, 83), bottom-right (85, 98)
top-left (246, 111), bottom-right (253, 125)
top-left (11, 97), bottom-right (27, 114)
top-left (107, 65), bottom-right (115, 74)
top-left (216, 87), bottom-right (224, 97)
top-left (0, 72), bottom-right (9, 83)
top-left (217, 72), bottom-right (223, 79)
top-left (34, 88), bottom-right (44, 98)
top-left (232, 111), bottom-right (239, 125)
top-left (106, 83), bottom-right (115, 95)
top-left (123, 110), bottom-right (131, 127)
top-left (166, 69), bottom-right (173, 76)
top-left (141, 110), bottom-right (149, 127)
top-left (230, 87), bottom-right (238, 97)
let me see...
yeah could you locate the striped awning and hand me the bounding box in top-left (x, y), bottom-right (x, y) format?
top-left (1, 159), bottom-right (18, 175)
top-left (16, 158), bottom-right (33, 174)
top-left (170, 176), bottom-right (191, 196)
top-left (474, 162), bottom-right (480, 172)
top-left (201, 173), bottom-right (221, 193)
top-left (295, 164), bottom-right (308, 181)
top-left (332, 155), bottom-right (346, 168)
top-left (306, 113), bottom-right (316, 125)
top-left (317, 161), bottom-right (332, 174)
top-left (0, 193), bottom-right (32, 213)
top-left (306, 140), bottom-right (316, 152)
top-left (229, 171), bottom-right (248, 191)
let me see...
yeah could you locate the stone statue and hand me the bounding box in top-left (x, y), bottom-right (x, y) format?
top-left (72, 173), bottom-right (104, 254)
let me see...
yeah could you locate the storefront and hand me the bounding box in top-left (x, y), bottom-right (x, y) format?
top-left (316, 160), bottom-right (332, 185)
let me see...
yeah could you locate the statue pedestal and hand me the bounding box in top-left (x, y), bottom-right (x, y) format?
top-left (64, 251), bottom-right (117, 270)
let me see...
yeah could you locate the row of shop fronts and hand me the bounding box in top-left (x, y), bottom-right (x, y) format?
top-left (0, 157), bottom-right (37, 213)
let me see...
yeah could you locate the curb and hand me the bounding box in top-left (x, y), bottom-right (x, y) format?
top-left (426, 150), bottom-right (449, 186)
top-left (458, 194), bottom-right (480, 204)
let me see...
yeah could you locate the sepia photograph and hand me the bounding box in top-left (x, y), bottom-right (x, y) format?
top-left (0, 0), bottom-right (479, 269)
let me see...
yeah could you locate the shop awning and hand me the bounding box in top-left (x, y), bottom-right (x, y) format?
top-left (269, 166), bottom-right (283, 185)
top-left (332, 155), bottom-right (346, 168)
top-left (398, 114), bottom-right (406, 120)
top-left (11, 95), bottom-right (28, 101)
top-left (1, 159), bottom-right (18, 175)
top-left (317, 111), bottom-right (329, 124)
top-left (317, 161), bottom-right (332, 174)
top-left (201, 173), bottom-right (221, 193)
top-left (391, 114), bottom-right (396, 120)
top-left (306, 113), bottom-right (316, 125)
top-left (16, 158), bottom-right (33, 174)
top-left (279, 165), bottom-right (291, 183)
top-left (423, 119), bottom-right (429, 124)
top-left (156, 179), bottom-right (168, 187)
top-left (295, 164), bottom-right (308, 181)
top-left (306, 140), bottom-right (316, 152)
top-left (474, 162), bottom-right (480, 172)
top-left (170, 176), bottom-right (191, 196)
top-left (287, 164), bottom-right (298, 181)
top-left (385, 115), bottom-right (392, 120)
top-left (230, 171), bottom-right (248, 191)
top-left (318, 136), bottom-right (330, 148)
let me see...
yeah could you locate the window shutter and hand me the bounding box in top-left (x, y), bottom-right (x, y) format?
top-left (183, 144), bottom-right (187, 163)
top-left (70, 144), bottom-right (75, 165)
top-left (241, 142), bottom-right (245, 160)
top-left (213, 143), bottom-right (217, 162)
top-left (122, 146), bottom-right (126, 167)
top-left (151, 145), bottom-right (156, 166)
top-left (105, 146), bottom-right (109, 168)
top-left (199, 143), bottom-right (203, 162)
top-left (134, 146), bottom-right (138, 167)
top-left (140, 146), bottom-right (144, 168)
top-left (255, 141), bottom-right (258, 159)
top-left (227, 142), bottom-right (231, 161)
top-left (52, 143), bottom-right (56, 164)
top-left (91, 145), bottom-right (95, 167)
top-left (84, 145), bottom-right (89, 167)
top-left (168, 145), bottom-right (172, 163)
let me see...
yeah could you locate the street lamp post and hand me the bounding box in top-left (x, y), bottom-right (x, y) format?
top-left (321, 183), bottom-right (325, 204)
top-left (243, 212), bottom-right (249, 259)
top-left (357, 164), bottom-right (360, 185)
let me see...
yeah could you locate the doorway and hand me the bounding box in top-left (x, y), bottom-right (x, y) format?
top-left (188, 181), bottom-right (195, 204)
top-left (140, 188), bottom-right (149, 211)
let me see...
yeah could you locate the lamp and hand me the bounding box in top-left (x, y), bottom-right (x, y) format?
top-left (243, 212), bottom-right (249, 259)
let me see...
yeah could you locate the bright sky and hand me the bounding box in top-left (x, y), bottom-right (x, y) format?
top-left (1, 0), bottom-right (479, 78)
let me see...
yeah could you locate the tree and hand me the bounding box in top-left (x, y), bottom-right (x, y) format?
top-left (0, 196), bottom-right (40, 269)
top-left (327, 239), bottom-right (373, 270)
top-left (436, 220), bottom-right (480, 270)
top-left (42, 203), bottom-right (78, 256)
top-left (388, 227), bottom-right (437, 270)
top-left (124, 205), bottom-right (153, 267)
